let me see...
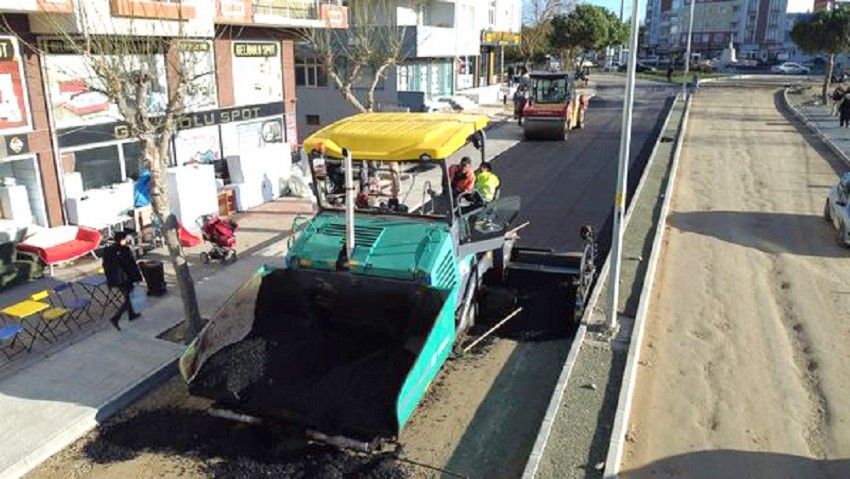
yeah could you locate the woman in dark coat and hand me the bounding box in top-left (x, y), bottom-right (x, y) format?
top-left (102, 231), bottom-right (143, 330)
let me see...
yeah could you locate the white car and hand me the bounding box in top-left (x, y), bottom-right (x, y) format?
top-left (824, 172), bottom-right (850, 246)
top-left (771, 62), bottom-right (810, 75)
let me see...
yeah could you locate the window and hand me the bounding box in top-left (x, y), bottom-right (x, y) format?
top-left (306, 115), bottom-right (321, 126)
top-left (72, 145), bottom-right (123, 191)
top-left (295, 58), bottom-right (327, 87)
top-left (123, 142), bottom-right (143, 179)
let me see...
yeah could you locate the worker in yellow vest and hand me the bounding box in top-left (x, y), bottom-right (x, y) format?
top-left (474, 162), bottom-right (500, 202)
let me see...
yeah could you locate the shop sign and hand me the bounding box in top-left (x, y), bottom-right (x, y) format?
top-left (216, 0), bottom-right (253, 23)
top-left (284, 112), bottom-right (297, 144)
top-left (231, 41), bottom-right (283, 105)
top-left (480, 31), bottom-right (521, 47)
top-left (0, 36), bottom-right (33, 134)
top-left (56, 102), bottom-right (286, 148)
top-left (0, 134), bottom-right (29, 158)
top-left (321, 5), bottom-right (349, 29)
top-left (233, 42), bottom-right (278, 57)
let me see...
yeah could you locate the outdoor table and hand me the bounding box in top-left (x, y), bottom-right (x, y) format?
top-left (1, 300), bottom-right (53, 350)
top-left (77, 273), bottom-right (120, 317)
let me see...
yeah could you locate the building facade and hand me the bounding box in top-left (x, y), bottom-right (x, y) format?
top-left (643, 0), bottom-right (812, 60)
top-left (295, 0), bottom-right (521, 140)
top-left (0, 0), bottom-right (345, 239)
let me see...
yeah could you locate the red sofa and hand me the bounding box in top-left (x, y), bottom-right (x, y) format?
top-left (16, 226), bottom-right (102, 275)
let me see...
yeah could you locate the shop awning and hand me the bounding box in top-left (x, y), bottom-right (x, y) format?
top-left (302, 113), bottom-right (490, 162)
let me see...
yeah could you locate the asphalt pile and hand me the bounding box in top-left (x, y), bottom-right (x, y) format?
top-left (189, 268), bottom-right (445, 439)
top-left (82, 408), bottom-right (409, 479)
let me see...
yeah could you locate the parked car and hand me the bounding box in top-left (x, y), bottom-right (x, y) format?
top-left (771, 62), bottom-right (810, 75)
top-left (825, 172), bottom-right (850, 246)
top-left (618, 62), bottom-right (657, 73)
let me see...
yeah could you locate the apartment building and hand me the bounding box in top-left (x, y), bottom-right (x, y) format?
top-left (644, 0), bottom-right (810, 60)
top-left (295, 0), bottom-right (521, 140)
top-left (0, 0), bottom-right (345, 239)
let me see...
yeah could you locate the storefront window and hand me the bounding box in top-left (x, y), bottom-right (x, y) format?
top-left (41, 40), bottom-right (168, 129)
top-left (71, 145), bottom-right (123, 190)
top-left (0, 156), bottom-right (48, 227)
top-left (123, 142), bottom-right (143, 179)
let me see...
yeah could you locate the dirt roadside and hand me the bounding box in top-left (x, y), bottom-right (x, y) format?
top-left (621, 87), bottom-right (850, 478)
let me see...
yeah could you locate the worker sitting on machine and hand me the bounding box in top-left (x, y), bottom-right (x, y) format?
top-left (474, 162), bottom-right (500, 203)
top-left (449, 156), bottom-right (475, 197)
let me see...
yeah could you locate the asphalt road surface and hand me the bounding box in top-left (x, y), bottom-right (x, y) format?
top-left (494, 77), bottom-right (677, 253)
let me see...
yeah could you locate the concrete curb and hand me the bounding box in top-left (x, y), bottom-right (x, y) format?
top-left (602, 94), bottom-right (693, 479)
top-left (0, 235), bottom-right (291, 479)
top-left (520, 96), bottom-right (680, 479)
top-left (781, 87), bottom-right (850, 168)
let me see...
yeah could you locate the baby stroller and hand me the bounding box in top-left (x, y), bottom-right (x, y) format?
top-left (198, 215), bottom-right (238, 264)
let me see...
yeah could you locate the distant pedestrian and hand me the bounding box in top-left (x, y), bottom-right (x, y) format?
top-left (102, 231), bottom-right (143, 330)
top-left (667, 64), bottom-right (674, 82)
top-left (839, 93), bottom-right (850, 127)
top-left (691, 71), bottom-right (701, 95)
top-left (513, 86), bottom-right (528, 126)
top-left (831, 86), bottom-right (845, 116)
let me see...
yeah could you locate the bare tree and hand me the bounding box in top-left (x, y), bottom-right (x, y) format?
top-left (5, 2), bottom-right (217, 338)
top-left (302, 0), bottom-right (417, 113)
top-left (519, 0), bottom-right (576, 68)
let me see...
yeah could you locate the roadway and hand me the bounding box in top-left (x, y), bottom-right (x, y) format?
top-left (397, 77), bottom-right (678, 478)
top-left (492, 77), bottom-right (677, 253)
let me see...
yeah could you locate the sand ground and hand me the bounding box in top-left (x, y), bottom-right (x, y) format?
top-left (621, 86), bottom-right (850, 478)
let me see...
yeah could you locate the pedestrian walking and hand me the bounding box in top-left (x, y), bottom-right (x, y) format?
top-left (102, 231), bottom-right (143, 330)
top-left (513, 86), bottom-right (528, 126)
top-left (667, 64), bottom-right (674, 82)
top-left (839, 93), bottom-right (850, 127)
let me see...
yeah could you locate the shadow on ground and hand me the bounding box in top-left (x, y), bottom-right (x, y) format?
top-left (668, 211), bottom-right (845, 258)
top-left (620, 449), bottom-right (850, 479)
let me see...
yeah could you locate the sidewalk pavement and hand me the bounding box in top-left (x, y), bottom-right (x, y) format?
top-left (787, 88), bottom-right (850, 167)
top-left (0, 197), bottom-right (314, 479)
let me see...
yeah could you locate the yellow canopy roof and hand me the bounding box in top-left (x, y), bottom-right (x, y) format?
top-left (302, 113), bottom-right (490, 161)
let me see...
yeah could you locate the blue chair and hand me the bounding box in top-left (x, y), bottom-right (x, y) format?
top-left (0, 321), bottom-right (25, 359)
top-left (52, 282), bottom-right (93, 330)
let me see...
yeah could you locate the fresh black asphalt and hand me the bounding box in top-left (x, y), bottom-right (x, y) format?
top-left (493, 78), bottom-right (677, 254)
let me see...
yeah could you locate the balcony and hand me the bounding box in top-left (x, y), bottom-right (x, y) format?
top-left (402, 25), bottom-right (475, 58)
top-left (251, 0), bottom-right (347, 28)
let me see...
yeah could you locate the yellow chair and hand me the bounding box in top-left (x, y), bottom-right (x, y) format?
top-left (30, 291), bottom-right (71, 340)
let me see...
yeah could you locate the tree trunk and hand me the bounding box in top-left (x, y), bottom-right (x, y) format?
top-left (823, 53), bottom-right (835, 106)
top-left (328, 68), bottom-right (367, 113)
top-left (366, 63), bottom-right (391, 113)
top-left (143, 136), bottom-right (203, 340)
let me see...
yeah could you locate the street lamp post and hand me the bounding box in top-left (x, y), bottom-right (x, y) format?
top-left (607, 0), bottom-right (642, 332)
top-left (683, 0), bottom-right (696, 97)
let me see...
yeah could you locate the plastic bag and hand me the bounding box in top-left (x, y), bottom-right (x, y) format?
top-left (130, 285), bottom-right (147, 313)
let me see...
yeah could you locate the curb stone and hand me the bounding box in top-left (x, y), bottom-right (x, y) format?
top-left (602, 94), bottom-right (693, 479)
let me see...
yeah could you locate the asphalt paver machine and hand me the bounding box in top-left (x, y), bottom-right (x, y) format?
top-left (522, 71), bottom-right (590, 140)
top-left (178, 113), bottom-right (597, 450)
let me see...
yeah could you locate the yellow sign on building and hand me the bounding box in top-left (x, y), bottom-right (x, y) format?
top-left (480, 31), bottom-right (521, 47)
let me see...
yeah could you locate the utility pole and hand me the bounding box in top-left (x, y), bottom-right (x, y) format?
top-left (619, 0), bottom-right (626, 64)
top-left (683, 0), bottom-right (696, 97)
top-left (607, 0), bottom-right (642, 332)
